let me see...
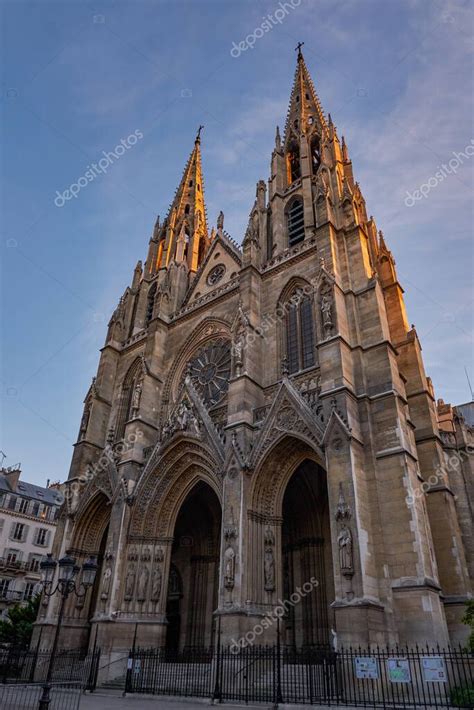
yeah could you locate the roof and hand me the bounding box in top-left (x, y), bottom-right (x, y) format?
top-left (0, 472), bottom-right (62, 506)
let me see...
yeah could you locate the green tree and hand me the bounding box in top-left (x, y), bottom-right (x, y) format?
top-left (462, 599), bottom-right (474, 652)
top-left (0, 595), bottom-right (40, 648)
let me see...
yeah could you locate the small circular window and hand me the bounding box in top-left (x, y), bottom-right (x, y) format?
top-left (207, 263), bottom-right (226, 286)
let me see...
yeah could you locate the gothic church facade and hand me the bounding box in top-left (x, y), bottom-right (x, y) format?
top-left (36, 50), bottom-right (473, 659)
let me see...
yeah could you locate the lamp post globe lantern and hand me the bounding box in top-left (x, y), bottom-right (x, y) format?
top-left (40, 554), bottom-right (57, 587)
top-left (37, 551), bottom-right (100, 710)
top-left (58, 553), bottom-right (77, 584)
top-left (81, 555), bottom-right (98, 588)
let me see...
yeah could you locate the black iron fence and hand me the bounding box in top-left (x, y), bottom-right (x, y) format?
top-left (0, 646), bottom-right (100, 690)
top-left (125, 644), bottom-right (474, 708)
top-left (0, 680), bottom-right (83, 710)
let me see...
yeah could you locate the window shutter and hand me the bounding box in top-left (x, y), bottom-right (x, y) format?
top-left (45, 530), bottom-right (52, 547)
top-left (0, 519), bottom-right (4, 535)
top-left (9, 522), bottom-right (16, 540)
top-left (22, 525), bottom-right (29, 543)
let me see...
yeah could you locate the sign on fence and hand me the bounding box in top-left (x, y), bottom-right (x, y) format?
top-left (386, 658), bottom-right (411, 683)
top-left (421, 656), bottom-right (447, 682)
top-left (354, 656), bottom-right (379, 679)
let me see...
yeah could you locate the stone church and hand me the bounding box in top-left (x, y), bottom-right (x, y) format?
top-left (36, 49), bottom-right (473, 660)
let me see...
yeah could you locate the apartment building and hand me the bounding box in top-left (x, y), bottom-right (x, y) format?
top-left (0, 465), bottom-right (62, 613)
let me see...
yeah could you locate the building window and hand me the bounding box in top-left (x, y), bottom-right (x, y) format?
top-left (6, 549), bottom-right (20, 565)
top-left (12, 523), bottom-right (26, 542)
top-left (18, 499), bottom-right (29, 515)
top-left (24, 582), bottom-right (36, 601)
top-left (8, 495), bottom-right (16, 510)
top-left (34, 528), bottom-right (48, 547)
top-left (32, 502), bottom-right (40, 517)
top-left (287, 198), bottom-right (305, 246)
top-left (284, 290), bottom-right (316, 374)
top-left (29, 554), bottom-right (42, 573)
top-left (0, 579), bottom-right (11, 598)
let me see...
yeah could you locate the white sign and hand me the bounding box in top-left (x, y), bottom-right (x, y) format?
top-left (422, 657), bottom-right (447, 683)
top-left (127, 658), bottom-right (133, 670)
top-left (134, 659), bottom-right (141, 675)
top-left (387, 658), bottom-right (411, 683)
top-left (354, 657), bottom-right (379, 680)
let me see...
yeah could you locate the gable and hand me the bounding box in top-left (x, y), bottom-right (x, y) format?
top-left (184, 235), bottom-right (241, 305)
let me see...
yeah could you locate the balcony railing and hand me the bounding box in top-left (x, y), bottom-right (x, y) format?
top-left (0, 558), bottom-right (41, 574)
top-left (0, 588), bottom-right (23, 602)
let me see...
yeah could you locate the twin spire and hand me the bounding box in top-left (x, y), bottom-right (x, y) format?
top-left (156, 45), bottom-right (326, 272)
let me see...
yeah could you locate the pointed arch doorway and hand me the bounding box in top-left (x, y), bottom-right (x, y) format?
top-left (281, 459), bottom-right (334, 649)
top-left (165, 481), bottom-right (221, 651)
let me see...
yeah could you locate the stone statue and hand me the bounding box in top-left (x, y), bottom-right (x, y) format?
top-left (264, 548), bottom-right (275, 591)
top-left (131, 380), bottom-right (142, 417)
top-left (124, 563), bottom-right (136, 600)
top-left (232, 330), bottom-right (245, 376)
top-left (176, 401), bottom-right (190, 430)
top-left (151, 565), bottom-right (163, 602)
top-left (217, 210), bottom-right (224, 230)
top-left (137, 564), bottom-right (150, 601)
top-left (101, 565), bottom-right (112, 600)
top-left (337, 525), bottom-right (353, 576)
top-left (321, 294), bottom-right (332, 328)
top-left (224, 546), bottom-right (235, 589)
top-left (79, 403), bottom-right (90, 440)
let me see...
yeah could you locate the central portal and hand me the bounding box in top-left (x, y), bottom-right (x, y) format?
top-left (166, 481), bottom-right (221, 651)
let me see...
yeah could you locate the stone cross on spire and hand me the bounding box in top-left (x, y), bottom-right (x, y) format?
top-left (295, 41), bottom-right (304, 58)
top-left (196, 125), bottom-right (204, 143)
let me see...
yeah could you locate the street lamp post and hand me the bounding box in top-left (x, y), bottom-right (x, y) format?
top-left (38, 551), bottom-right (98, 710)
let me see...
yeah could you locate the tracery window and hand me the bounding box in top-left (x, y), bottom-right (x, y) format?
top-left (284, 289), bottom-right (316, 374)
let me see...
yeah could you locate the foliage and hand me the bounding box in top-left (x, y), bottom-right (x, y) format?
top-left (450, 684), bottom-right (474, 708)
top-left (461, 599), bottom-right (474, 652)
top-left (0, 595), bottom-right (40, 648)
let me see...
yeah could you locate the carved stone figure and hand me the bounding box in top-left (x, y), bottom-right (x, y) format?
top-left (124, 563), bottom-right (136, 601)
top-left (224, 546), bottom-right (235, 589)
top-left (264, 548), bottom-right (275, 591)
top-left (151, 566), bottom-right (163, 602)
top-left (137, 564), bottom-right (150, 601)
top-left (176, 400), bottom-right (190, 430)
top-left (321, 293), bottom-right (333, 334)
top-left (131, 380), bottom-right (142, 417)
top-left (337, 525), bottom-right (353, 577)
top-left (217, 210), bottom-right (224, 230)
top-left (79, 403), bottom-right (91, 440)
top-left (101, 566), bottom-right (112, 600)
top-left (232, 331), bottom-right (245, 376)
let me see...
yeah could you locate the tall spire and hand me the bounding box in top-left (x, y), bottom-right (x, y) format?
top-left (283, 44), bottom-right (327, 145)
top-left (159, 128), bottom-right (210, 272)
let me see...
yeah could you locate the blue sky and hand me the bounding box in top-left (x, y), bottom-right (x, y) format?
top-left (1, 0), bottom-right (473, 487)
